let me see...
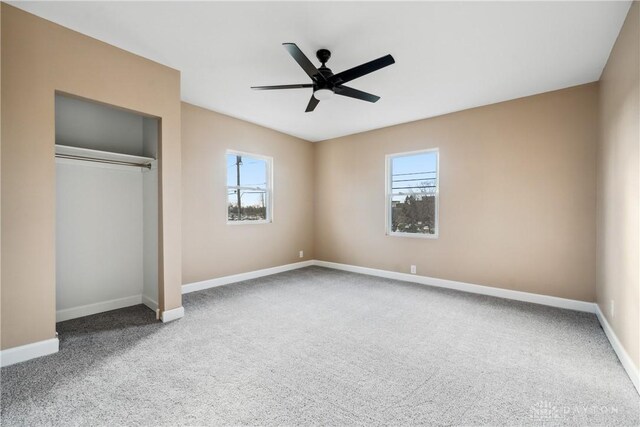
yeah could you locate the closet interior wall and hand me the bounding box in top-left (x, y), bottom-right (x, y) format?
top-left (55, 95), bottom-right (158, 322)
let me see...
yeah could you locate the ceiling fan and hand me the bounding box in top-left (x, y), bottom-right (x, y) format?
top-left (251, 43), bottom-right (395, 112)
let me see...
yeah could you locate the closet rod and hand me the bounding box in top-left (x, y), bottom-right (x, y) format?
top-left (55, 154), bottom-right (152, 170)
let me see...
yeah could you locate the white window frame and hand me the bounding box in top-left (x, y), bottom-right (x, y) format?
top-left (385, 148), bottom-right (439, 239)
top-left (226, 150), bottom-right (273, 225)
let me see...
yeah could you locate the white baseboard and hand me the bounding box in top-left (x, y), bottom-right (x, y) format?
top-left (0, 338), bottom-right (59, 368)
top-left (184, 259), bottom-right (635, 395)
top-left (182, 260), bottom-right (315, 294)
top-left (595, 305), bottom-right (640, 394)
top-left (314, 260), bottom-right (596, 313)
top-left (4, 260), bottom-right (638, 396)
top-left (142, 295), bottom-right (158, 311)
top-left (182, 259), bottom-right (595, 313)
top-left (56, 295), bottom-right (143, 322)
top-left (161, 306), bottom-right (184, 323)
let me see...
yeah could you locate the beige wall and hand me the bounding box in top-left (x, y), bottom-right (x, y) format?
top-left (597, 1), bottom-right (639, 370)
top-left (315, 83), bottom-right (598, 302)
top-left (181, 103), bottom-right (314, 284)
top-left (1, 4), bottom-right (182, 350)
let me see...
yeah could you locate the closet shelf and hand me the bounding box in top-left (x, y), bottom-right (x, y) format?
top-left (55, 145), bottom-right (155, 168)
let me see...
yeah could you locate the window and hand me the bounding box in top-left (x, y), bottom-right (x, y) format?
top-left (386, 149), bottom-right (439, 237)
top-left (226, 151), bottom-right (272, 223)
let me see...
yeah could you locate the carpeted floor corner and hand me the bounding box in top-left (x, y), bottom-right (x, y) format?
top-left (1, 266), bottom-right (639, 425)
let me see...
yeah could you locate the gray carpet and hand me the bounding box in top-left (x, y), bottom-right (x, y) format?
top-left (1, 266), bottom-right (639, 426)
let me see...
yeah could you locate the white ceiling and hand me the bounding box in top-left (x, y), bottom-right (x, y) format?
top-left (11, 1), bottom-right (631, 142)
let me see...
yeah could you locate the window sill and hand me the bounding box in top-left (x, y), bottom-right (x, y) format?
top-left (387, 231), bottom-right (438, 239)
top-left (226, 220), bottom-right (272, 225)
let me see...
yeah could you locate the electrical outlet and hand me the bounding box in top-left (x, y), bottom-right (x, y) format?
top-left (410, 265), bottom-right (417, 274)
top-left (299, 250), bottom-right (304, 258)
top-left (611, 300), bottom-right (615, 318)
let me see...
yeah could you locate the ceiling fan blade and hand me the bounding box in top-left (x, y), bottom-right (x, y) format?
top-left (330, 54), bottom-right (395, 85)
top-left (305, 95), bottom-right (319, 112)
top-left (335, 86), bottom-right (380, 103)
top-left (251, 84), bottom-right (313, 90)
top-left (283, 43), bottom-right (325, 82)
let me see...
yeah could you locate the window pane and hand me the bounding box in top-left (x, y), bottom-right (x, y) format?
top-left (391, 152), bottom-right (437, 196)
top-left (228, 190), bottom-right (267, 221)
top-left (389, 151), bottom-right (438, 235)
top-left (390, 194), bottom-right (436, 234)
top-left (226, 154), bottom-right (267, 189)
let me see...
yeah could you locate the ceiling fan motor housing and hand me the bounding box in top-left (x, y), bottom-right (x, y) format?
top-left (316, 49), bottom-right (331, 65)
top-left (315, 49), bottom-right (335, 93)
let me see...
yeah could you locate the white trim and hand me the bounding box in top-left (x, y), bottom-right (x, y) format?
top-left (224, 149), bottom-right (273, 162)
top-left (595, 304), bottom-right (640, 394)
top-left (182, 260), bottom-right (315, 294)
top-left (56, 295), bottom-right (143, 322)
top-left (4, 261), bottom-right (636, 394)
top-left (226, 219), bottom-right (272, 225)
top-left (183, 259), bottom-right (594, 312)
top-left (0, 338), bottom-right (59, 367)
top-left (387, 231), bottom-right (439, 239)
top-left (314, 260), bottom-right (596, 313)
top-left (161, 306), bottom-right (184, 323)
top-left (142, 295), bottom-right (158, 311)
top-left (385, 148), bottom-right (439, 239)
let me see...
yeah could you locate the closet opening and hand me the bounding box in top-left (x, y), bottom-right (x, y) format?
top-left (54, 93), bottom-right (160, 324)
